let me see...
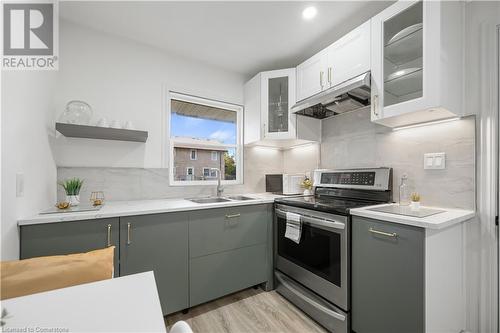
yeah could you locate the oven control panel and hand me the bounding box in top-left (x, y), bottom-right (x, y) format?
top-left (320, 172), bottom-right (375, 186)
top-left (313, 168), bottom-right (392, 191)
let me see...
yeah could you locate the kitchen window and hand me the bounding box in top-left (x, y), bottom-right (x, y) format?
top-left (167, 91), bottom-right (243, 185)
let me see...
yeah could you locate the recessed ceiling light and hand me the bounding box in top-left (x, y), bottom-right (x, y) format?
top-left (302, 6), bottom-right (317, 20)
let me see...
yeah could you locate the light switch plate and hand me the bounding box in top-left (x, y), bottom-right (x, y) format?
top-left (423, 153), bottom-right (446, 169)
top-left (16, 173), bottom-right (24, 197)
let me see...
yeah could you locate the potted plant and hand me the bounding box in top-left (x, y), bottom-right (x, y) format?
top-left (59, 178), bottom-right (84, 206)
top-left (301, 177), bottom-right (313, 196)
top-left (410, 192), bottom-right (421, 210)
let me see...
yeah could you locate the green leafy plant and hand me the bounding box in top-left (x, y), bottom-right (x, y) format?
top-left (59, 178), bottom-right (84, 195)
top-left (410, 192), bottom-right (421, 202)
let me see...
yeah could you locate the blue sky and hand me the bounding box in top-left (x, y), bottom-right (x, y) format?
top-left (171, 113), bottom-right (237, 145)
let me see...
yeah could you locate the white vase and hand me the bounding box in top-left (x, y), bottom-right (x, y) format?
top-left (67, 195), bottom-right (80, 206)
top-left (410, 201), bottom-right (420, 210)
top-left (303, 189), bottom-right (312, 196)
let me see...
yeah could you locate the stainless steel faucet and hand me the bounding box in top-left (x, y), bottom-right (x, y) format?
top-left (214, 168), bottom-right (224, 197)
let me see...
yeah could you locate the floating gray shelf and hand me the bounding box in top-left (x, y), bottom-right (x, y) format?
top-left (56, 122), bottom-right (148, 143)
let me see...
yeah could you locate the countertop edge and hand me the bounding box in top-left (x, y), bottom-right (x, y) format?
top-left (350, 204), bottom-right (476, 230)
top-left (18, 196), bottom-right (278, 226)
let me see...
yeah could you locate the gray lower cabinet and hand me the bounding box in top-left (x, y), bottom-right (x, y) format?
top-left (19, 203), bottom-right (272, 315)
top-left (189, 204), bottom-right (272, 306)
top-left (352, 216), bottom-right (425, 333)
top-left (120, 212), bottom-right (189, 316)
top-left (20, 218), bottom-right (120, 271)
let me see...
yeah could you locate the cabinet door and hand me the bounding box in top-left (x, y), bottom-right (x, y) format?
top-left (120, 213), bottom-right (189, 315)
top-left (261, 68), bottom-right (297, 140)
top-left (352, 216), bottom-right (424, 333)
top-left (327, 20), bottom-right (371, 87)
top-left (296, 50), bottom-right (327, 101)
top-left (20, 218), bottom-right (120, 272)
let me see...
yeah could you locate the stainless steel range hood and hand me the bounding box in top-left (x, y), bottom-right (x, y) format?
top-left (292, 72), bottom-right (371, 119)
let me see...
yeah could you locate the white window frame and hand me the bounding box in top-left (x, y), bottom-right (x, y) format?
top-left (210, 168), bottom-right (218, 178)
top-left (166, 90), bottom-right (243, 186)
top-left (203, 167), bottom-right (210, 178)
top-left (211, 151), bottom-right (218, 161)
top-left (190, 149), bottom-right (197, 160)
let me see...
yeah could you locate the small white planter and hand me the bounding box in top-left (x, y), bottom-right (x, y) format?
top-left (67, 195), bottom-right (80, 206)
top-left (303, 189), bottom-right (312, 196)
top-left (410, 201), bottom-right (420, 210)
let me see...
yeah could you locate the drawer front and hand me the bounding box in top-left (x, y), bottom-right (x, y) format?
top-left (20, 218), bottom-right (120, 272)
top-left (352, 216), bottom-right (424, 333)
top-left (189, 204), bottom-right (269, 258)
top-left (189, 244), bottom-right (267, 307)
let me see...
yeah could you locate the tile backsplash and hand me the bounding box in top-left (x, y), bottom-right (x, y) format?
top-left (58, 109), bottom-right (475, 210)
top-left (320, 108), bottom-right (475, 209)
top-left (57, 146), bottom-right (284, 201)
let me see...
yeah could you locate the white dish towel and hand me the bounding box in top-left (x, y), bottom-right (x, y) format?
top-left (285, 212), bottom-right (302, 244)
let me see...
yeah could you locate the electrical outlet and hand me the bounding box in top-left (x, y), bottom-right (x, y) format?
top-left (16, 173), bottom-right (24, 197)
top-left (423, 153), bottom-right (446, 170)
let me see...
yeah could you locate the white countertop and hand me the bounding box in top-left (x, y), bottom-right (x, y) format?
top-left (350, 203), bottom-right (475, 229)
top-left (18, 193), bottom-right (285, 226)
top-left (1, 271), bottom-right (166, 332)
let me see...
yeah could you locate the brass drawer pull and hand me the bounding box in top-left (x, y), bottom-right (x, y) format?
top-left (107, 224), bottom-right (112, 247)
top-left (369, 227), bottom-right (397, 238)
top-left (225, 213), bottom-right (241, 219)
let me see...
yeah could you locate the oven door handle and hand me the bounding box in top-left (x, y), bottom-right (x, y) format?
top-left (275, 273), bottom-right (346, 322)
top-left (275, 209), bottom-right (345, 231)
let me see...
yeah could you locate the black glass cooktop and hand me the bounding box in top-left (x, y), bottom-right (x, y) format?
top-left (275, 195), bottom-right (379, 216)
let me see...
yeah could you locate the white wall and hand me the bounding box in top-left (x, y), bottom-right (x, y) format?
top-left (463, 2), bottom-right (500, 332)
top-left (1, 71), bottom-right (57, 260)
top-left (54, 20), bottom-right (246, 168)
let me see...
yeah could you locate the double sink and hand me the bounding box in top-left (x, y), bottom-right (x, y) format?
top-left (188, 195), bottom-right (254, 204)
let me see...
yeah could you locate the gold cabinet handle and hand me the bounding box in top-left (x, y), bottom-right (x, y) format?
top-left (107, 224), bottom-right (112, 247)
top-left (328, 67), bottom-right (332, 85)
top-left (225, 213), bottom-right (241, 219)
top-left (127, 222), bottom-right (132, 245)
top-left (369, 227), bottom-right (397, 238)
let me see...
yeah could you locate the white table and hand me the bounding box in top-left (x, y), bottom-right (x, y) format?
top-left (1, 271), bottom-right (166, 332)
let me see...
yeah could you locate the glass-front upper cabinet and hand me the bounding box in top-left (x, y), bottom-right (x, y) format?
top-left (370, 1), bottom-right (465, 128)
top-left (243, 68), bottom-right (297, 144)
top-left (262, 69), bottom-right (296, 140)
top-left (383, 1), bottom-right (423, 108)
top-left (267, 76), bottom-right (290, 135)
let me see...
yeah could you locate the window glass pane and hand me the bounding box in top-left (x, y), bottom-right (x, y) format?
top-left (171, 99), bottom-right (237, 144)
top-left (171, 98), bottom-right (239, 182)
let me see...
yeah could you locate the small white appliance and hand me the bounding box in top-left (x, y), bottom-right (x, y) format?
top-left (265, 174), bottom-right (305, 195)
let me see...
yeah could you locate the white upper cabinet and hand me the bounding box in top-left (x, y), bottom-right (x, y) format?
top-left (296, 50), bottom-right (327, 102)
top-left (244, 68), bottom-right (321, 147)
top-left (296, 21), bottom-right (371, 102)
top-left (244, 68), bottom-right (297, 144)
top-left (370, 0), bottom-right (464, 127)
top-left (326, 20), bottom-right (371, 88)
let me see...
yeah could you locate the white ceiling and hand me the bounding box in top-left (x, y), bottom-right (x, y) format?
top-left (60, 1), bottom-right (393, 78)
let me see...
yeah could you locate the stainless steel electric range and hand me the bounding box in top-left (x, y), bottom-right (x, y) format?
top-left (274, 167), bottom-right (393, 333)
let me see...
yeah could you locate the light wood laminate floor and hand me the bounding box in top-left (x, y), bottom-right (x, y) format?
top-left (165, 288), bottom-right (327, 333)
